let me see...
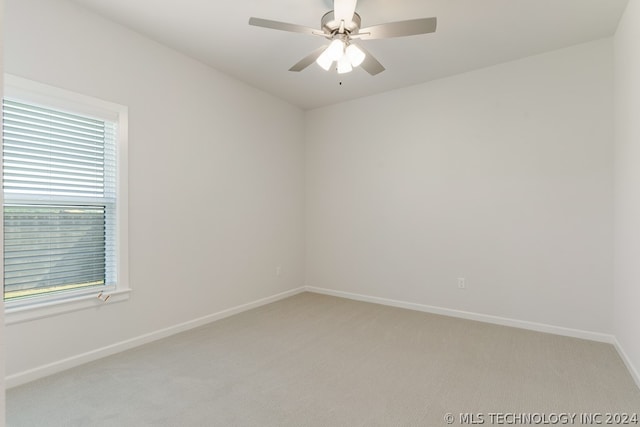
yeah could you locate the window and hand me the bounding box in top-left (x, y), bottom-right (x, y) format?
top-left (3, 75), bottom-right (129, 322)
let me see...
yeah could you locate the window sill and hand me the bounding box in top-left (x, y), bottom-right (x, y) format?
top-left (5, 288), bottom-right (131, 325)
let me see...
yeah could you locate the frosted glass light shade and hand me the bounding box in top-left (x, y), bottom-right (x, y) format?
top-left (316, 48), bottom-right (334, 71)
top-left (337, 54), bottom-right (353, 74)
top-left (326, 39), bottom-right (345, 61)
top-left (346, 44), bottom-right (366, 67)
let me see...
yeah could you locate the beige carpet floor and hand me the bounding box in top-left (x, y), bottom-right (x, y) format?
top-left (7, 292), bottom-right (640, 426)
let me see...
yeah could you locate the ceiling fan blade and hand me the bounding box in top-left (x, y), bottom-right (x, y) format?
top-left (355, 44), bottom-right (385, 76)
top-left (359, 17), bottom-right (437, 39)
top-left (289, 46), bottom-right (328, 72)
top-left (334, 0), bottom-right (358, 25)
top-left (249, 17), bottom-right (318, 35)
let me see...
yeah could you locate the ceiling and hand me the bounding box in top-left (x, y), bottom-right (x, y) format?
top-left (71, 0), bottom-right (629, 110)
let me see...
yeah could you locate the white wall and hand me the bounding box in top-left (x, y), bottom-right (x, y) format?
top-left (614, 0), bottom-right (640, 383)
top-left (4, 0), bottom-right (304, 379)
top-left (306, 39), bottom-right (614, 334)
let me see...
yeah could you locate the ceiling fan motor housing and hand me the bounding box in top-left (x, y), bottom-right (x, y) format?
top-left (321, 11), bottom-right (362, 35)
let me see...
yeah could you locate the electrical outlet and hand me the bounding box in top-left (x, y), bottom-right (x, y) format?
top-left (276, 266), bottom-right (282, 277)
top-left (458, 277), bottom-right (466, 289)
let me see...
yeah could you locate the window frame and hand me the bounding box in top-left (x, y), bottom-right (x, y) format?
top-left (3, 74), bottom-right (130, 324)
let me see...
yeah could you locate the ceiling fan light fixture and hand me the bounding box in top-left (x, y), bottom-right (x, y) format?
top-left (346, 44), bottom-right (366, 67)
top-left (337, 54), bottom-right (353, 74)
top-left (250, 0), bottom-right (436, 76)
top-left (326, 38), bottom-right (346, 61)
top-left (316, 48), bottom-right (334, 71)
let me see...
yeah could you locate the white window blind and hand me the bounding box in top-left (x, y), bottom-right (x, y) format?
top-left (3, 98), bottom-right (117, 301)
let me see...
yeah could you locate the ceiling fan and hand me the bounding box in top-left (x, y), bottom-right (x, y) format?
top-left (249, 0), bottom-right (437, 75)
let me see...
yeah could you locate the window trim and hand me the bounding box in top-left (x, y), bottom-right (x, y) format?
top-left (3, 74), bottom-right (130, 324)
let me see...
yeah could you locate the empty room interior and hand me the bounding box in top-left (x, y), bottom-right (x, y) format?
top-left (1, 0), bottom-right (640, 425)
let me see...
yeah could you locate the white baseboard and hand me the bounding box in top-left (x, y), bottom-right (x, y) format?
top-left (613, 338), bottom-right (640, 390)
top-left (305, 286), bottom-right (615, 343)
top-left (6, 286), bottom-right (306, 389)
